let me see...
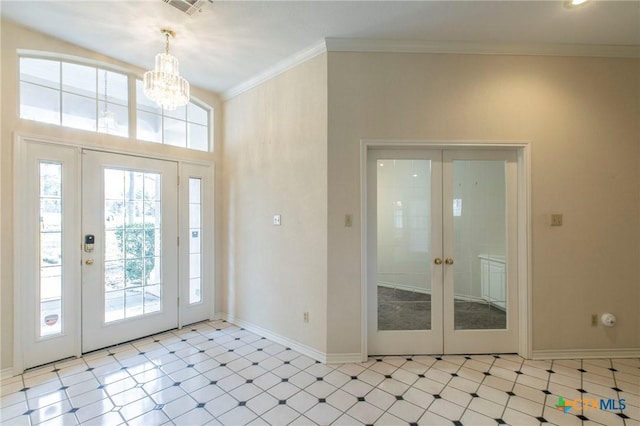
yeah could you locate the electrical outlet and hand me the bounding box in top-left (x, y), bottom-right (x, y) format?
top-left (303, 312), bottom-right (309, 323)
top-left (273, 214), bottom-right (281, 226)
top-left (551, 214), bottom-right (563, 226)
top-left (591, 314), bottom-right (598, 327)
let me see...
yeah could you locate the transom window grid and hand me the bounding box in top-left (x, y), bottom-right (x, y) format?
top-left (18, 55), bottom-right (212, 152)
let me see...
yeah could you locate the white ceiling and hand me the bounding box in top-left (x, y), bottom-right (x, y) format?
top-left (2, 1), bottom-right (639, 95)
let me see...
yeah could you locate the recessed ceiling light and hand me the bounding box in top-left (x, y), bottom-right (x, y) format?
top-left (564, 0), bottom-right (589, 8)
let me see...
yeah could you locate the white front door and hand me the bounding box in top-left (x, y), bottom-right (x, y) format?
top-left (367, 148), bottom-right (519, 355)
top-left (81, 151), bottom-right (179, 352)
top-left (16, 140), bottom-right (214, 371)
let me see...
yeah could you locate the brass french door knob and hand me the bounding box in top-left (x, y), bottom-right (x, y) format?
top-left (445, 258), bottom-right (454, 265)
top-left (434, 258), bottom-right (443, 265)
top-left (85, 259), bottom-right (94, 265)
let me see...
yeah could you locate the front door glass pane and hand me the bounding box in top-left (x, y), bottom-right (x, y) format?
top-left (377, 159), bottom-right (432, 330)
top-left (453, 160), bottom-right (507, 330)
top-left (40, 162), bottom-right (63, 336)
top-left (189, 178), bottom-right (202, 304)
top-left (104, 168), bottom-right (162, 323)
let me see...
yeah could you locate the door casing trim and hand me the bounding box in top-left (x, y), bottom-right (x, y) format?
top-left (359, 139), bottom-right (532, 361)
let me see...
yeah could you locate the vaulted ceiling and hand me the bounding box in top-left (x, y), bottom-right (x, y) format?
top-left (2, 1), bottom-right (639, 95)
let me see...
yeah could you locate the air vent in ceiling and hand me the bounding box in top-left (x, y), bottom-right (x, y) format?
top-left (162, 0), bottom-right (209, 16)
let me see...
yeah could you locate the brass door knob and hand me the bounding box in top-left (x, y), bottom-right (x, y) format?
top-left (434, 258), bottom-right (443, 265)
top-left (85, 259), bottom-right (94, 265)
top-left (445, 258), bottom-right (454, 265)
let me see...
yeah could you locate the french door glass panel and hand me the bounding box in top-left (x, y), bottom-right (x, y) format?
top-left (377, 159), bottom-right (432, 331)
top-left (452, 160), bottom-right (507, 330)
top-left (82, 151), bottom-right (178, 352)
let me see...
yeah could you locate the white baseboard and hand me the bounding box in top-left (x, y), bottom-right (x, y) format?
top-left (1, 367), bottom-right (15, 380)
top-left (532, 348), bottom-right (640, 360)
top-left (218, 313), bottom-right (329, 363)
top-left (325, 353), bottom-right (365, 364)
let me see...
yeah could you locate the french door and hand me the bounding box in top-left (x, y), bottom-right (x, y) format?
top-left (16, 139), bottom-right (213, 371)
top-left (81, 151), bottom-right (178, 352)
top-left (367, 148), bottom-right (518, 355)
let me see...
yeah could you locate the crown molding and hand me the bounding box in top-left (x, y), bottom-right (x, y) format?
top-left (223, 39), bottom-right (327, 101)
top-left (223, 37), bottom-right (639, 100)
top-left (325, 38), bottom-right (640, 59)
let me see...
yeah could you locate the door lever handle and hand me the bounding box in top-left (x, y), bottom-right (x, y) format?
top-left (434, 258), bottom-right (443, 265)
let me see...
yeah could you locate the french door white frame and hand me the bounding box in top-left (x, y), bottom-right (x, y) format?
top-left (360, 140), bottom-right (532, 361)
top-left (13, 134), bottom-right (215, 374)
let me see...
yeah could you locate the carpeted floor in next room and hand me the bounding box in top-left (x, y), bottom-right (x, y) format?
top-left (377, 286), bottom-right (507, 331)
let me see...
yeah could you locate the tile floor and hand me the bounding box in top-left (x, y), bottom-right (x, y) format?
top-left (1, 320), bottom-right (638, 426)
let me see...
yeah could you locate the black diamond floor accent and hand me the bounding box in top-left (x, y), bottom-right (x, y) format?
top-left (154, 340), bottom-right (160, 343)
top-left (546, 369), bottom-right (555, 374)
top-left (59, 386), bottom-right (69, 390)
top-left (576, 415), bottom-right (589, 421)
top-left (418, 374), bottom-right (425, 378)
top-left (187, 364), bottom-right (194, 368)
top-left (495, 419), bottom-right (506, 424)
top-left (228, 349), bottom-right (234, 352)
top-left (409, 423), bottom-right (418, 426)
top-left (196, 402), bottom-right (206, 408)
top-left (609, 367), bottom-right (618, 372)
top-left (286, 348), bottom-right (291, 350)
top-left (86, 368), bottom-right (94, 371)
top-left (542, 390), bottom-right (551, 395)
top-left (376, 359), bottom-right (383, 362)
top-left (384, 375), bottom-right (392, 379)
top-left (238, 401), bottom-right (246, 406)
top-left (257, 349), bottom-right (263, 352)
top-left (612, 387), bottom-right (623, 392)
top-left (219, 363), bottom-right (227, 367)
top-left (199, 350), bottom-right (205, 353)
top-left (433, 394), bottom-right (441, 399)
top-left (284, 361), bottom-right (290, 364)
top-left (120, 367), bottom-right (128, 370)
top-left (279, 400), bottom-right (286, 405)
top-left (316, 377), bottom-right (323, 381)
top-left (453, 421), bottom-right (463, 426)
top-left (235, 338), bottom-right (240, 340)
top-left (617, 413), bottom-right (630, 419)
top-left (246, 380), bottom-right (253, 384)
top-left (493, 355), bottom-right (501, 358)
top-left (181, 339), bottom-right (187, 342)
top-left (315, 361), bottom-right (321, 364)
top-left (210, 381), bottom-right (217, 385)
top-left (577, 388), bottom-right (587, 393)
top-left (173, 382), bottom-right (181, 386)
top-left (395, 395), bottom-right (403, 400)
top-left (578, 368), bottom-right (587, 373)
top-left (358, 397), bottom-right (365, 402)
top-left (435, 357), bottom-right (443, 360)
top-left (506, 391), bottom-right (516, 396)
top-left (281, 378), bottom-right (288, 382)
top-left (406, 358), bottom-right (413, 361)
top-left (68, 408), bottom-right (78, 413)
top-left (451, 373), bottom-right (458, 377)
top-left (23, 409), bottom-right (34, 415)
top-left (169, 351), bottom-right (176, 354)
top-left (351, 376), bottom-right (358, 380)
top-left (470, 393), bottom-right (479, 398)
top-left (464, 356), bottom-right (472, 360)
top-left (97, 385), bottom-right (105, 389)
top-left (253, 362), bottom-right (259, 366)
top-left (484, 372), bottom-right (492, 376)
top-left (318, 398), bottom-right (326, 403)
top-left (51, 368), bottom-right (60, 372)
top-left (154, 404), bottom-right (164, 410)
top-left (515, 371), bottom-right (523, 375)
top-left (535, 417), bottom-right (547, 423)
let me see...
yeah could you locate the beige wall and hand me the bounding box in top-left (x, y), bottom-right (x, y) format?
top-left (327, 52), bottom-right (640, 354)
top-left (222, 54), bottom-right (329, 353)
top-left (0, 20), bottom-right (223, 371)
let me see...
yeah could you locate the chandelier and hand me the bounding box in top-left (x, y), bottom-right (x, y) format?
top-left (143, 28), bottom-right (190, 111)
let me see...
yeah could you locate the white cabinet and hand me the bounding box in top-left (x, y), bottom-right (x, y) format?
top-left (479, 255), bottom-right (506, 310)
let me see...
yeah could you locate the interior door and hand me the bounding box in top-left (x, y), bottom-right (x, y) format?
top-left (82, 150), bottom-right (178, 352)
top-left (367, 148), bottom-right (518, 355)
top-left (367, 150), bottom-right (444, 355)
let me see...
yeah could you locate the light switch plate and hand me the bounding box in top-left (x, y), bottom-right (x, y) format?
top-left (273, 214), bottom-right (281, 226)
top-left (551, 214), bottom-right (563, 226)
